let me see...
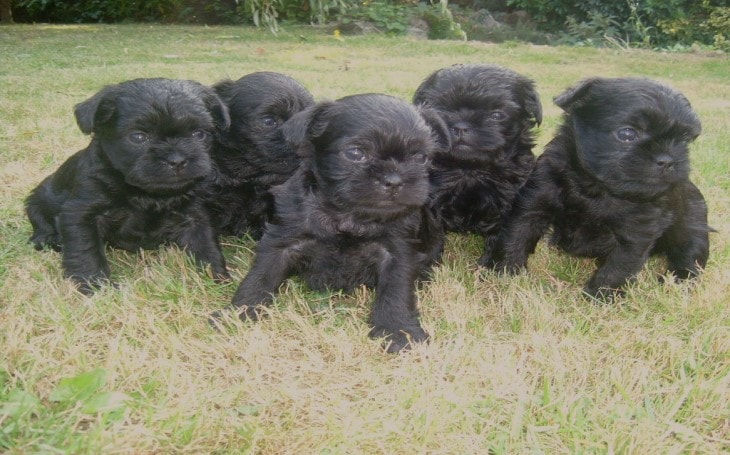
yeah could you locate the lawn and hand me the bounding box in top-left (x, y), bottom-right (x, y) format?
top-left (0, 24), bottom-right (728, 453)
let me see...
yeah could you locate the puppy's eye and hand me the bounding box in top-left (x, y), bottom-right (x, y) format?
top-left (343, 147), bottom-right (367, 162)
top-left (489, 111), bottom-right (507, 121)
top-left (191, 129), bottom-right (208, 140)
top-left (261, 116), bottom-right (280, 128)
top-left (413, 152), bottom-right (430, 165)
top-left (128, 132), bottom-right (149, 144)
top-left (616, 127), bottom-right (639, 142)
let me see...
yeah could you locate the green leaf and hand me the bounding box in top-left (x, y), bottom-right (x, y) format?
top-left (233, 404), bottom-right (260, 416)
top-left (0, 389), bottom-right (42, 417)
top-left (49, 368), bottom-right (107, 404)
top-left (82, 391), bottom-right (131, 414)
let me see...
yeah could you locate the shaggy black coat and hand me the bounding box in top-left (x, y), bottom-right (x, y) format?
top-left (25, 78), bottom-right (231, 293)
top-left (413, 63), bottom-right (542, 265)
top-left (486, 77), bottom-right (710, 299)
top-left (219, 94), bottom-right (450, 353)
top-left (208, 72), bottom-right (314, 238)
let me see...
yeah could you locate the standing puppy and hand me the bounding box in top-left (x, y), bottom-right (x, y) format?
top-left (487, 77), bottom-right (710, 299)
top-left (216, 94), bottom-right (449, 353)
top-left (209, 72), bottom-right (315, 238)
top-left (413, 63), bottom-right (542, 265)
top-left (25, 78), bottom-right (231, 293)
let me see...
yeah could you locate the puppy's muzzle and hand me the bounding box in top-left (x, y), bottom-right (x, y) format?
top-left (655, 153), bottom-right (675, 172)
top-left (163, 152), bottom-right (188, 171)
top-left (449, 121), bottom-right (470, 140)
top-left (379, 172), bottom-right (404, 193)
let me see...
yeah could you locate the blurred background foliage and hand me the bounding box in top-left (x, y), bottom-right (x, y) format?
top-left (5, 0), bottom-right (729, 50)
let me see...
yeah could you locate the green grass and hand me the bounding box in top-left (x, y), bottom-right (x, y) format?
top-left (1, 24), bottom-right (729, 453)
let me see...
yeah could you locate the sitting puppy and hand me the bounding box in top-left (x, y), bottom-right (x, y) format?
top-left (412, 63), bottom-right (542, 265)
top-left (25, 78), bottom-right (231, 293)
top-left (216, 94), bottom-right (449, 353)
top-left (208, 72), bottom-right (315, 238)
top-left (486, 77), bottom-right (710, 299)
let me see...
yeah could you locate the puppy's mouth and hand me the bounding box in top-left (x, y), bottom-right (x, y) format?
top-left (125, 161), bottom-right (208, 195)
top-left (339, 190), bottom-right (425, 219)
top-left (128, 176), bottom-right (203, 196)
top-left (353, 202), bottom-right (419, 221)
top-left (442, 142), bottom-right (496, 164)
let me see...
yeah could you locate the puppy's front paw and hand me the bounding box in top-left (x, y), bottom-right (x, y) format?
top-left (369, 326), bottom-right (429, 354)
top-left (582, 284), bottom-right (623, 303)
top-left (479, 256), bottom-right (525, 276)
top-left (209, 304), bottom-right (266, 328)
top-left (30, 233), bottom-right (62, 252)
top-left (71, 275), bottom-right (115, 296)
top-left (212, 269), bottom-right (232, 283)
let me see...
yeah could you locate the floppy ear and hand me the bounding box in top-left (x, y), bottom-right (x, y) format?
top-left (212, 78), bottom-right (236, 104)
top-left (202, 88), bottom-right (231, 131)
top-left (73, 86), bottom-right (118, 135)
top-left (412, 71), bottom-right (440, 105)
top-left (416, 104), bottom-right (451, 151)
top-left (519, 81), bottom-right (543, 126)
top-left (281, 101), bottom-right (334, 158)
top-left (554, 78), bottom-right (602, 112)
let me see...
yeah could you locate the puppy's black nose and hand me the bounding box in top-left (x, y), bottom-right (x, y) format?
top-left (450, 122), bottom-right (470, 138)
top-left (655, 154), bottom-right (675, 170)
top-left (381, 172), bottom-right (404, 191)
top-left (164, 153), bottom-right (188, 171)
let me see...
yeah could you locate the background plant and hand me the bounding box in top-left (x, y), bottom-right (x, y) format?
top-left (8, 0), bottom-right (729, 49)
top-left (507, 0), bottom-right (729, 49)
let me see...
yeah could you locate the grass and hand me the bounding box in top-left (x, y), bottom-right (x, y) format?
top-left (1, 24), bottom-right (729, 453)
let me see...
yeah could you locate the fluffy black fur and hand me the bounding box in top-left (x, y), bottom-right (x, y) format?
top-left (486, 77), bottom-right (710, 299)
top-left (217, 94), bottom-right (449, 353)
top-left (25, 78), bottom-right (231, 293)
top-left (412, 63), bottom-right (542, 265)
top-left (208, 72), bottom-right (315, 238)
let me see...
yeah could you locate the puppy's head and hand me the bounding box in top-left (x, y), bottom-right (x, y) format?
top-left (284, 94), bottom-right (448, 219)
top-left (213, 72), bottom-right (314, 183)
top-left (413, 63), bottom-right (542, 164)
top-left (75, 78), bottom-right (230, 195)
top-left (555, 77), bottom-right (701, 196)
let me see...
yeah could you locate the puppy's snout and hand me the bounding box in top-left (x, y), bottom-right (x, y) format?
top-left (655, 154), bottom-right (675, 170)
top-left (380, 172), bottom-right (404, 191)
top-left (450, 122), bottom-right (470, 138)
top-left (164, 152), bottom-right (188, 171)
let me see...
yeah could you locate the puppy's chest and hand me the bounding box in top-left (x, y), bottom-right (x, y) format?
top-left (294, 236), bottom-right (391, 291)
top-left (431, 168), bottom-right (521, 232)
top-left (98, 202), bottom-right (196, 250)
top-left (555, 191), bottom-right (675, 253)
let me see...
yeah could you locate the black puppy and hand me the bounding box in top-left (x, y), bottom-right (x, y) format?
top-left (217, 94), bottom-right (449, 353)
top-left (412, 63), bottom-right (542, 265)
top-left (25, 78), bottom-right (231, 293)
top-left (208, 72), bottom-right (315, 238)
top-left (487, 77), bottom-right (710, 299)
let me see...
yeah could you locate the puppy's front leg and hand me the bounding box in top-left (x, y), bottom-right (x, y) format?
top-left (478, 231), bottom-right (500, 268)
top-left (660, 182), bottom-right (710, 280)
top-left (482, 185), bottom-right (554, 272)
top-left (368, 244), bottom-right (428, 353)
top-left (584, 243), bottom-right (651, 301)
top-left (57, 207), bottom-right (110, 294)
top-left (227, 236), bottom-right (306, 321)
top-left (176, 214), bottom-right (230, 281)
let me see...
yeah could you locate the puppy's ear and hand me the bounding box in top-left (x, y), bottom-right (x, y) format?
top-left (212, 79), bottom-right (236, 104)
top-left (74, 86), bottom-right (118, 135)
top-left (416, 104), bottom-right (451, 151)
top-left (554, 78), bottom-right (602, 112)
top-left (202, 88), bottom-right (231, 131)
top-left (519, 81), bottom-right (543, 126)
top-left (281, 102), bottom-right (334, 158)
